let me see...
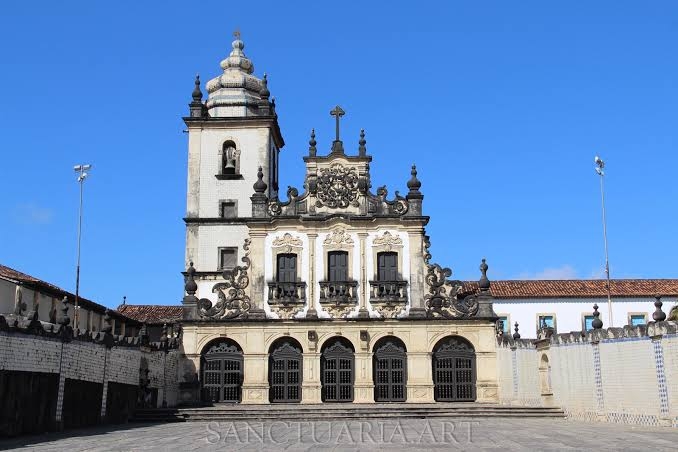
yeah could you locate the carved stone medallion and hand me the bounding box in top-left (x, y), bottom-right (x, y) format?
top-left (323, 228), bottom-right (354, 247)
top-left (372, 231), bottom-right (403, 251)
top-left (315, 164), bottom-right (360, 209)
top-left (272, 233), bottom-right (303, 253)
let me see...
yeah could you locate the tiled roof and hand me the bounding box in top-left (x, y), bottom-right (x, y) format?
top-left (463, 279), bottom-right (678, 299)
top-left (0, 263), bottom-right (134, 321)
top-left (116, 304), bottom-right (184, 324)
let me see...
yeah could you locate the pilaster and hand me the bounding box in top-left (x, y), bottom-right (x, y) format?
top-left (301, 352), bottom-right (322, 403)
top-left (406, 351), bottom-right (435, 403)
top-left (354, 351), bottom-right (374, 403)
top-left (241, 353), bottom-right (269, 404)
top-left (407, 230), bottom-right (426, 318)
top-left (247, 231), bottom-right (267, 319)
top-left (357, 232), bottom-right (369, 318)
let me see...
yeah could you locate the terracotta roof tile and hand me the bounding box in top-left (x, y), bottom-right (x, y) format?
top-left (116, 304), bottom-right (183, 324)
top-left (462, 279), bottom-right (678, 299)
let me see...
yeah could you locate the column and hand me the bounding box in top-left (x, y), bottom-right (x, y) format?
top-left (475, 325), bottom-right (500, 403)
top-left (405, 329), bottom-right (434, 402)
top-left (247, 231), bottom-right (267, 319)
top-left (407, 230), bottom-right (426, 318)
top-left (357, 232), bottom-right (369, 318)
top-left (241, 330), bottom-right (268, 404)
top-left (353, 351), bottom-right (374, 403)
top-left (301, 351), bottom-right (322, 403)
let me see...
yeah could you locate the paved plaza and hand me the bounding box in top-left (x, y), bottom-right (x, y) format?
top-left (2, 418), bottom-right (678, 451)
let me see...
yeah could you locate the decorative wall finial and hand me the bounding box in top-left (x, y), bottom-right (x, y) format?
top-left (102, 309), bottom-right (113, 334)
top-left (358, 129), bottom-right (367, 156)
top-left (192, 74), bottom-right (202, 102)
top-left (592, 303), bottom-right (603, 329)
top-left (309, 128), bottom-right (317, 156)
top-left (513, 322), bottom-right (521, 339)
top-left (185, 261), bottom-right (198, 296)
top-left (478, 258), bottom-right (490, 292)
top-left (60, 296), bottom-right (70, 327)
top-left (653, 295), bottom-right (667, 322)
top-left (260, 73), bottom-right (270, 100)
top-left (253, 166), bottom-right (268, 194)
top-left (406, 164), bottom-right (423, 200)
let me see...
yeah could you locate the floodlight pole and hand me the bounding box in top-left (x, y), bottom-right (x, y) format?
top-left (74, 164), bottom-right (92, 328)
top-left (595, 156), bottom-right (613, 327)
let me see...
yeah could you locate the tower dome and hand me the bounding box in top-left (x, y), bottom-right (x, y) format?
top-left (205, 35), bottom-right (271, 117)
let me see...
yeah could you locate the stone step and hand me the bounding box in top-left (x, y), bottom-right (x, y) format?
top-left (131, 404), bottom-right (565, 423)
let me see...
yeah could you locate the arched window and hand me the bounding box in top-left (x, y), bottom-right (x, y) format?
top-left (373, 336), bottom-right (407, 402)
top-left (432, 336), bottom-right (476, 402)
top-left (321, 337), bottom-right (355, 402)
top-left (268, 338), bottom-right (303, 403)
top-left (201, 339), bottom-right (244, 403)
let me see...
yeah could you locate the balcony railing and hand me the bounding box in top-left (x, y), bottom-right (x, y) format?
top-left (267, 281), bottom-right (306, 305)
top-left (319, 280), bottom-right (359, 305)
top-left (369, 280), bottom-right (408, 304)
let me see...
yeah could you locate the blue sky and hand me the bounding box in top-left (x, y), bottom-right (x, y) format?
top-left (1, 1), bottom-right (676, 309)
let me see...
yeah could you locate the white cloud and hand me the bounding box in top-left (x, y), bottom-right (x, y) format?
top-left (515, 264), bottom-right (579, 280)
top-left (12, 203), bottom-right (54, 225)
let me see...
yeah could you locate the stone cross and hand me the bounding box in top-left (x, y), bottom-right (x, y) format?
top-left (330, 105), bottom-right (345, 141)
top-left (233, 29), bottom-right (241, 40)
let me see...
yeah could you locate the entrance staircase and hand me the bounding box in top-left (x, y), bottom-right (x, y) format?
top-left (131, 403), bottom-right (565, 423)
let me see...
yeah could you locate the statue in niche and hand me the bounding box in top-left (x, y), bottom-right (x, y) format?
top-left (223, 145), bottom-right (238, 174)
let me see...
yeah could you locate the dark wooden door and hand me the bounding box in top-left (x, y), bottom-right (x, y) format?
top-left (202, 342), bottom-right (243, 403)
top-left (433, 338), bottom-right (476, 402)
top-left (377, 252), bottom-right (398, 281)
top-left (373, 341), bottom-right (407, 402)
top-left (276, 254), bottom-right (297, 283)
top-left (321, 340), bottom-right (354, 402)
top-left (269, 342), bottom-right (302, 403)
top-left (328, 251), bottom-right (348, 281)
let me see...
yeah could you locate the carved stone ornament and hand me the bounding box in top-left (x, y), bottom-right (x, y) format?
top-left (424, 263), bottom-right (479, 319)
top-left (315, 163), bottom-right (360, 209)
top-left (271, 232), bottom-right (303, 253)
top-left (322, 303), bottom-right (355, 319)
top-left (371, 301), bottom-right (406, 319)
top-left (323, 228), bottom-right (354, 247)
top-left (372, 231), bottom-right (403, 251)
top-left (199, 238), bottom-right (252, 320)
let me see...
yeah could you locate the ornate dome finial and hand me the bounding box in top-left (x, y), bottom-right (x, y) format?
top-left (309, 128), bottom-right (317, 156)
top-left (253, 166), bottom-right (267, 194)
top-left (653, 295), bottom-right (667, 322)
top-left (478, 258), bottom-right (490, 292)
top-left (406, 164), bottom-right (422, 199)
top-left (260, 73), bottom-right (270, 100)
top-left (358, 129), bottom-right (367, 156)
top-left (592, 303), bottom-right (603, 329)
top-left (192, 74), bottom-right (202, 101)
top-left (513, 322), bottom-right (521, 340)
top-left (185, 261), bottom-right (197, 296)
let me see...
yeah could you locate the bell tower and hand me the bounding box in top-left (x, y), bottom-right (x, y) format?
top-left (183, 34), bottom-right (284, 290)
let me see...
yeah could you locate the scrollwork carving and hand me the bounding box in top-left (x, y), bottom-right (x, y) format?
top-left (272, 233), bottom-right (303, 253)
top-left (323, 228), bottom-right (354, 247)
top-left (199, 238), bottom-right (252, 320)
top-left (424, 263), bottom-right (478, 319)
top-left (315, 164), bottom-right (360, 208)
top-left (372, 231), bottom-right (403, 251)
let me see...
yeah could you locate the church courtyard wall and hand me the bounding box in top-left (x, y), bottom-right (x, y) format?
top-left (497, 320), bottom-right (678, 427)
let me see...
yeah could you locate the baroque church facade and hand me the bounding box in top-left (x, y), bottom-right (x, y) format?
top-left (178, 36), bottom-right (499, 405)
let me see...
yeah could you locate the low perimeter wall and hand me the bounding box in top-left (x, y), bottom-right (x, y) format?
top-left (497, 321), bottom-right (678, 427)
top-left (0, 312), bottom-right (181, 437)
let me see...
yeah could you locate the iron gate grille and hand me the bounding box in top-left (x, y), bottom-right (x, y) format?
top-left (373, 341), bottom-right (407, 402)
top-left (321, 340), bottom-right (354, 402)
top-left (269, 342), bottom-right (302, 403)
top-left (202, 342), bottom-right (243, 403)
top-left (432, 337), bottom-right (476, 402)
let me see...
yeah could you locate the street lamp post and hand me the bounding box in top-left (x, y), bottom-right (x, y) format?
top-left (594, 156), bottom-right (613, 327)
top-left (74, 164), bottom-right (92, 328)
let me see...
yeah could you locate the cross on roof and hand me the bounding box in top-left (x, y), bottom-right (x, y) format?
top-left (233, 29), bottom-right (241, 40)
top-left (330, 105), bottom-right (345, 141)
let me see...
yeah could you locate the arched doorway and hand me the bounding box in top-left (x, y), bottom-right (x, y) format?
top-left (432, 336), bottom-right (476, 402)
top-left (201, 339), bottom-right (243, 403)
top-left (373, 336), bottom-right (407, 402)
top-left (321, 337), bottom-right (355, 402)
top-left (269, 338), bottom-right (303, 403)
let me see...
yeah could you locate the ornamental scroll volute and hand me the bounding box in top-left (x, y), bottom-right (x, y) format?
top-left (199, 238), bottom-right (252, 320)
top-left (423, 238), bottom-right (479, 319)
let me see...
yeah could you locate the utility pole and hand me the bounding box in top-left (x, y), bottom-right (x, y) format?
top-left (74, 164), bottom-right (92, 327)
top-left (594, 156), bottom-right (613, 327)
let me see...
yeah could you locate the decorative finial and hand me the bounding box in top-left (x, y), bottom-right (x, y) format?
top-left (160, 323), bottom-right (168, 347)
top-left (102, 309), bottom-right (112, 334)
top-left (406, 164), bottom-right (423, 202)
top-left (358, 129), bottom-right (367, 156)
top-left (60, 296), bottom-right (70, 327)
top-left (653, 295), bottom-right (666, 322)
top-left (122, 296), bottom-right (126, 305)
top-left (233, 29), bottom-right (241, 40)
top-left (185, 261), bottom-right (197, 296)
top-left (592, 303), bottom-right (603, 329)
top-left (309, 129), bottom-right (317, 156)
top-left (329, 105), bottom-right (345, 155)
top-left (192, 74), bottom-right (202, 101)
top-left (260, 73), bottom-right (270, 100)
top-left (478, 258), bottom-right (490, 292)
top-left (253, 166), bottom-right (267, 194)
top-left (513, 322), bottom-right (521, 340)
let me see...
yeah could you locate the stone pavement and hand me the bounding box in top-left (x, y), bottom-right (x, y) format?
top-left (2, 418), bottom-right (678, 451)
